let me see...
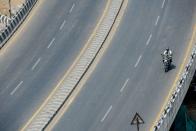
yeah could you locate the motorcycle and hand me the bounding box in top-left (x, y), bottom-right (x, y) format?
top-left (161, 54), bottom-right (172, 72)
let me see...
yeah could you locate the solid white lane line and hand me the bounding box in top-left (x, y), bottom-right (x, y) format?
top-left (10, 81), bottom-right (23, 95)
top-left (146, 34), bottom-right (152, 46)
top-left (31, 58), bottom-right (41, 70)
top-left (47, 38), bottom-right (55, 48)
top-left (101, 105), bottom-right (112, 122)
top-left (69, 3), bottom-right (75, 13)
top-left (59, 20), bottom-right (66, 30)
top-left (155, 15), bottom-right (160, 26)
top-left (120, 78), bottom-right (130, 92)
top-left (162, 0), bottom-right (166, 8)
top-left (134, 55), bottom-right (142, 68)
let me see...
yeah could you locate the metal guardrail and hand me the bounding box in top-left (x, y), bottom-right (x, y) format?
top-left (0, 0), bottom-right (37, 48)
top-left (0, 15), bottom-right (11, 26)
top-left (154, 44), bottom-right (196, 131)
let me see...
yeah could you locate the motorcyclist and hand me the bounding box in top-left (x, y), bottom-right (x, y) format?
top-left (162, 48), bottom-right (172, 63)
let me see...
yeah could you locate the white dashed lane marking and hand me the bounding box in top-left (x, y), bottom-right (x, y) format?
top-left (134, 55), bottom-right (142, 68)
top-left (31, 58), bottom-right (41, 70)
top-left (146, 34), bottom-right (152, 46)
top-left (47, 38), bottom-right (55, 49)
top-left (120, 78), bottom-right (130, 92)
top-left (101, 105), bottom-right (113, 122)
top-left (10, 81), bottom-right (23, 95)
top-left (162, 0), bottom-right (166, 8)
top-left (59, 20), bottom-right (66, 30)
top-left (69, 3), bottom-right (75, 13)
top-left (155, 15), bottom-right (160, 26)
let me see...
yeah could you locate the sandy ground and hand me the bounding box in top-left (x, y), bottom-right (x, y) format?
top-left (0, 0), bottom-right (25, 16)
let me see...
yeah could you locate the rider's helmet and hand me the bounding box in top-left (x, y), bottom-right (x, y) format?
top-left (166, 48), bottom-right (169, 54)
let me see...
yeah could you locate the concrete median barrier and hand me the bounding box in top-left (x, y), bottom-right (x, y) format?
top-left (21, 0), bottom-right (125, 130)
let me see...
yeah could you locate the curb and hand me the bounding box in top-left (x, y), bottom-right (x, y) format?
top-left (22, 0), bottom-right (124, 130)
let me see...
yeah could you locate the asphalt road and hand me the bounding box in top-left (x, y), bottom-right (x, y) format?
top-left (53, 0), bottom-right (196, 131)
top-left (0, 0), bottom-right (106, 130)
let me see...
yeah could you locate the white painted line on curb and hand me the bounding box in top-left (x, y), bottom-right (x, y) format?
top-left (10, 81), bottom-right (23, 95)
top-left (32, 58), bottom-right (41, 70)
top-left (134, 55), bottom-right (142, 68)
top-left (120, 78), bottom-right (130, 92)
top-left (155, 15), bottom-right (160, 26)
top-left (59, 20), bottom-right (66, 30)
top-left (162, 0), bottom-right (166, 8)
top-left (47, 38), bottom-right (55, 49)
top-left (146, 34), bottom-right (152, 46)
top-left (101, 105), bottom-right (113, 122)
top-left (69, 3), bottom-right (75, 13)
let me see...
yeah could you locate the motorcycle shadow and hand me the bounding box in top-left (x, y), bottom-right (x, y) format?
top-left (169, 64), bottom-right (176, 71)
top-left (164, 63), bottom-right (176, 72)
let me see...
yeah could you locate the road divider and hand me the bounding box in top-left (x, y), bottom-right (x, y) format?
top-left (21, 0), bottom-right (125, 130)
top-left (0, 0), bottom-right (38, 49)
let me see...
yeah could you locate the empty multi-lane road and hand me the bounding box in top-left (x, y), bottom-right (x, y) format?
top-left (0, 0), bottom-right (106, 130)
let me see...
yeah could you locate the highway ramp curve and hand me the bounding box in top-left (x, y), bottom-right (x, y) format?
top-left (53, 0), bottom-right (196, 131)
top-left (0, 0), bottom-right (106, 130)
